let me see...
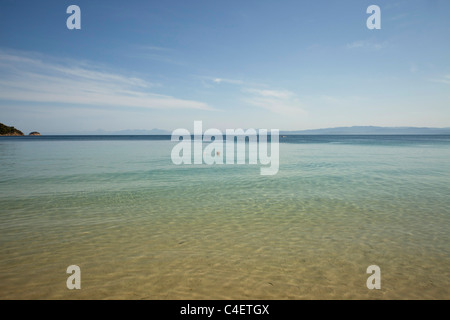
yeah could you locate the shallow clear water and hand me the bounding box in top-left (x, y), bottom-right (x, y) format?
top-left (0, 135), bottom-right (449, 299)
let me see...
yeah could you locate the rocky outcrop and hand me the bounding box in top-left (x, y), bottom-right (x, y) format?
top-left (0, 123), bottom-right (24, 136)
top-left (29, 132), bottom-right (41, 136)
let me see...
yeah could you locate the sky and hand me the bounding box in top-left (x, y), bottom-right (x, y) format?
top-left (0, 0), bottom-right (449, 134)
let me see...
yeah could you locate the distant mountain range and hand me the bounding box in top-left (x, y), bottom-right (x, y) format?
top-left (38, 126), bottom-right (450, 135)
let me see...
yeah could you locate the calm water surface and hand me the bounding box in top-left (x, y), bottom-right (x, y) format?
top-left (0, 135), bottom-right (449, 299)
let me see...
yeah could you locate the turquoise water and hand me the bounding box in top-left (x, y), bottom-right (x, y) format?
top-left (0, 135), bottom-right (449, 299)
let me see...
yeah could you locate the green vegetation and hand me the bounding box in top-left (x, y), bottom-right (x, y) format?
top-left (0, 122), bottom-right (24, 136)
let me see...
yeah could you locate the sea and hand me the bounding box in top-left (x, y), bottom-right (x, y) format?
top-left (0, 135), bottom-right (449, 299)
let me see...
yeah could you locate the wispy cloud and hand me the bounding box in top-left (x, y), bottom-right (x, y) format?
top-left (242, 88), bottom-right (306, 116)
top-left (126, 45), bottom-right (187, 66)
top-left (410, 63), bottom-right (418, 74)
top-left (196, 75), bottom-right (246, 90)
top-left (347, 40), bottom-right (388, 50)
top-left (317, 95), bottom-right (364, 105)
top-left (428, 75), bottom-right (450, 85)
top-left (0, 50), bottom-right (212, 110)
top-left (212, 77), bottom-right (244, 85)
top-left (201, 75), bottom-right (306, 116)
top-left (245, 89), bottom-right (294, 100)
top-left (201, 76), bottom-right (244, 85)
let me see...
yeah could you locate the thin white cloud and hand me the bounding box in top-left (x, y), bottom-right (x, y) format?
top-left (200, 75), bottom-right (268, 88)
top-left (318, 95), bottom-right (364, 105)
top-left (196, 75), bottom-right (245, 89)
top-left (242, 88), bottom-right (306, 116)
top-left (245, 88), bottom-right (295, 100)
top-left (428, 75), bottom-right (450, 85)
top-left (127, 45), bottom-right (186, 66)
top-left (410, 63), bottom-right (418, 74)
top-left (347, 40), bottom-right (388, 50)
top-left (200, 75), bottom-right (306, 116)
top-left (0, 50), bottom-right (213, 110)
top-left (210, 77), bottom-right (244, 85)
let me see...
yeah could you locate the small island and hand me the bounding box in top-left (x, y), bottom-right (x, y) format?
top-left (0, 122), bottom-right (24, 136)
top-left (29, 131), bottom-right (41, 136)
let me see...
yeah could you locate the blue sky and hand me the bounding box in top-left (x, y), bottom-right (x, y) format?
top-left (0, 0), bottom-right (449, 133)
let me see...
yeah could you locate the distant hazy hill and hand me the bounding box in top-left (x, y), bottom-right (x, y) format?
top-left (42, 126), bottom-right (450, 135)
top-left (281, 126), bottom-right (450, 135)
